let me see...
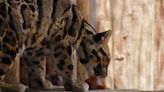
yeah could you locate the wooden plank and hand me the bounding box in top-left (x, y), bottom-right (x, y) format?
top-left (77, 0), bottom-right (91, 23)
top-left (154, 0), bottom-right (164, 90)
top-left (96, 0), bottom-right (111, 32)
top-left (110, 0), bottom-right (155, 90)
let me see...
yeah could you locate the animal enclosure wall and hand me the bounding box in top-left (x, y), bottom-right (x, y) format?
top-left (73, 0), bottom-right (164, 91)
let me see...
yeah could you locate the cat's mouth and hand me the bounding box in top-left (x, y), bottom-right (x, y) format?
top-left (85, 76), bottom-right (106, 89)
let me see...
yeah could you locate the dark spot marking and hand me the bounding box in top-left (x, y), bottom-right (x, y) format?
top-left (35, 48), bottom-right (44, 56)
top-left (94, 63), bottom-right (104, 76)
top-left (0, 2), bottom-right (7, 17)
top-left (31, 68), bottom-right (35, 73)
top-left (8, 8), bottom-right (16, 31)
top-left (54, 35), bottom-right (62, 42)
top-left (57, 59), bottom-right (65, 70)
top-left (29, 5), bottom-right (35, 12)
top-left (36, 79), bottom-right (43, 86)
top-left (63, 28), bottom-right (67, 37)
top-left (0, 18), bottom-right (5, 35)
top-left (32, 60), bottom-right (40, 65)
top-left (57, 63), bottom-right (63, 70)
top-left (62, 54), bottom-right (67, 59)
top-left (0, 69), bottom-right (5, 76)
top-left (3, 35), bottom-right (16, 46)
top-left (89, 55), bottom-right (94, 59)
top-left (92, 50), bottom-right (100, 61)
top-left (92, 50), bottom-right (97, 57)
top-left (87, 39), bottom-right (94, 45)
top-left (21, 5), bottom-right (28, 29)
top-left (68, 26), bottom-right (77, 37)
top-left (37, 0), bottom-right (42, 25)
top-left (32, 14), bottom-right (35, 17)
top-left (7, 0), bottom-right (11, 5)
top-left (23, 57), bottom-right (28, 61)
top-left (41, 38), bottom-right (49, 46)
top-left (17, 3), bottom-right (20, 6)
top-left (68, 9), bottom-right (78, 37)
top-left (24, 0), bottom-right (33, 3)
top-left (66, 46), bottom-right (72, 55)
top-left (7, 50), bottom-right (16, 58)
top-left (1, 56), bottom-right (11, 64)
top-left (81, 41), bottom-right (88, 56)
top-left (94, 63), bottom-right (101, 76)
top-left (23, 22), bottom-right (26, 29)
top-left (54, 45), bottom-right (65, 51)
top-left (59, 59), bottom-right (65, 66)
top-left (27, 51), bottom-right (32, 56)
top-left (46, 44), bottom-right (51, 49)
top-left (36, 52), bottom-right (44, 57)
top-left (54, 52), bottom-right (61, 57)
top-left (67, 64), bottom-right (73, 70)
top-left (99, 48), bottom-right (106, 56)
top-left (51, 0), bottom-right (59, 21)
top-left (25, 47), bottom-right (35, 51)
top-left (80, 58), bottom-right (88, 64)
top-left (31, 35), bottom-right (36, 44)
top-left (77, 42), bottom-right (90, 64)
top-left (61, 46), bottom-right (65, 50)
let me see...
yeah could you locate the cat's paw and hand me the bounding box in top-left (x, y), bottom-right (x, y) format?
top-left (0, 82), bottom-right (27, 92)
top-left (72, 82), bottom-right (89, 92)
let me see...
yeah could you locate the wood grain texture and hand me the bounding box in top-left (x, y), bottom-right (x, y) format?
top-left (110, 0), bottom-right (155, 90)
top-left (108, 0), bottom-right (164, 90)
top-left (154, 0), bottom-right (164, 90)
top-left (96, 0), bottom-right (112, 32)
top-left (77, 0), bottom-right (91, 23)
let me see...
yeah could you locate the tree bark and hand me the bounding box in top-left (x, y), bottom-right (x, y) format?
top-left (77, 0), bottom-right (91, 23)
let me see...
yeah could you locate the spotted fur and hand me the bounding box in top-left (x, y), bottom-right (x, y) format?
top-left (0, 0), bottom-right (111, 91)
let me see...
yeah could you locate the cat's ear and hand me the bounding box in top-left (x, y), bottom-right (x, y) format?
top-left (94, 30), bottom-right (112, 44)
top-left (67, 6), bottom-right (83, 37)
top-left (83, 21), bottom-right (96, 35)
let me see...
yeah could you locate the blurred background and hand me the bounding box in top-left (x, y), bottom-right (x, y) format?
top-left (71, 0), bottom-right (164, 91)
